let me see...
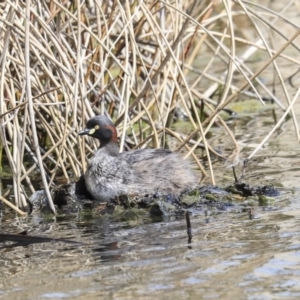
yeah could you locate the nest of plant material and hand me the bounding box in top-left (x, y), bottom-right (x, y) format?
top-left (28, 176), bottom-right (280, 219)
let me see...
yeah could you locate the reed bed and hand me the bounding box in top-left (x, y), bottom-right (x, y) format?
top-left (0, 0), bottom-right (299, 214)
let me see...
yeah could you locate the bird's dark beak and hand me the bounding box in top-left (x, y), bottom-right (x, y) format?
top-left (78, 128), bottom-right (90, 136)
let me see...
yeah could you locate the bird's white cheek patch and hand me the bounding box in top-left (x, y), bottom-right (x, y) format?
top-left (89, 128), bottom-right (96, 135)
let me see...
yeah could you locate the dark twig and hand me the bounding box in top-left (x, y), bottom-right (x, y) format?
top-left (232, 166), bottom-right (239, 183)
top-left (185, 211), bottom-right (192, 243)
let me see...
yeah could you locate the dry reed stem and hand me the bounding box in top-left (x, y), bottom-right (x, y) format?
top-left (0, 195), bottom-right (27, 216)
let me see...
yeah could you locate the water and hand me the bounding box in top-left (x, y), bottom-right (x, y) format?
top-left (1, 195), bottom-right (300, 299)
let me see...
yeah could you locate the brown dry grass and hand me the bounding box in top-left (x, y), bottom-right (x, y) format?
top-left (0, 0), bottom-right (299, 214)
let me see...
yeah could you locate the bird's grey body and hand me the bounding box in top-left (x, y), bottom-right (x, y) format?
top-left (79, 115), bottom-right (198, 202)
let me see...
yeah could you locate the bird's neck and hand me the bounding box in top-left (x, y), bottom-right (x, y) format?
top-left (99, 140), bottom-right (119, 156)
